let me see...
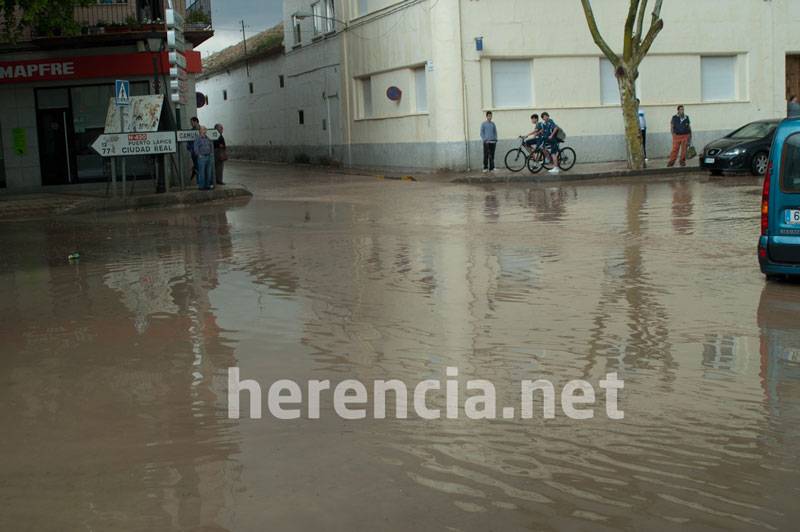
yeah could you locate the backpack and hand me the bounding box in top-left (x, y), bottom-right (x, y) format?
top-left (555, 128), bottom-right (567, 142)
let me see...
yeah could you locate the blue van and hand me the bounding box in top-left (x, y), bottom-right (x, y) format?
top-left (759, 119), bottom-right (800, 278)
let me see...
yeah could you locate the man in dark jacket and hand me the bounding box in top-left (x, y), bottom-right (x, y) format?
top-left (668, 105), bottom-right (692, 167)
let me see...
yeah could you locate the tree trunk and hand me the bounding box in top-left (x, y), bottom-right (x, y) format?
top-left (618, 72), bottom-right (645, 170)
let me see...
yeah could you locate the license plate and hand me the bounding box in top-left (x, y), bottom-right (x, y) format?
top-left (704, 157), bottom-right (715, 164)
top-left (786, 209), bottom-right (800, 225)
top-left (784, 349), bottom-right (800, 363)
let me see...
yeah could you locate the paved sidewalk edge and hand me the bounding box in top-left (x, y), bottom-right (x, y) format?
top-left (57, 186), bottom-right (253, 215)
top-left (450, 165), bottom-right (702, 184)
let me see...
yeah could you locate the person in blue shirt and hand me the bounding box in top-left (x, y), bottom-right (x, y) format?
top-left (192, 126), bottom-right (214, 190)
top-left (480, 111), bottom-right (498, 172)
top-left (540, 112), bottom-right (561, 173)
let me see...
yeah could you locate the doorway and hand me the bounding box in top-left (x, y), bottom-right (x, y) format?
top-left (37, 108), bottom-right (77, 186)
top-left (786, 55), bottom-right (800, 100)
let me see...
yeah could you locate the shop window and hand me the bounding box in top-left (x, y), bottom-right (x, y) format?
top-left (491, 60), bottom-right (532, 108)
top-left (0, 124), bottom-right (5, 188)
top-left (702, 56), bottom-right (737, 102)
top-left (415, 67), bottom-right (427, 113)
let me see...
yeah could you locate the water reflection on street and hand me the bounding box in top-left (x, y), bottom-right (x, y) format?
top-left (1, 165), bottom-right (799, 530)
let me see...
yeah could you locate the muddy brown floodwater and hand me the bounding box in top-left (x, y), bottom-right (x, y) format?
top-left (1, 164), bottom-right (799, 531)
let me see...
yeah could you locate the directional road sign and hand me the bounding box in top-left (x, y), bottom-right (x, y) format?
top-left (91, 132), bottom-right (177, 157)
top-left (177, 129), bottom-right (220, 142)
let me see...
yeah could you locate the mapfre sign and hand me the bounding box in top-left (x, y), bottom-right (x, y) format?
top-left (0, 52), bottom-right (201, 84)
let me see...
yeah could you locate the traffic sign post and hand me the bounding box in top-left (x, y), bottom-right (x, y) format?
top-left (114, 80), bottom-right (130, 196)
top-left (166, 5), bottom-right (186, 190)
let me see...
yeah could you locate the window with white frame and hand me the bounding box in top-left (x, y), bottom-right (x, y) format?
top-left (361, 77), bottom-right (373, 118)
top-left (702, 56), bottom-right (737, 102)
top-left (325, 0), bottom-right (336, 32)
top-left (491, 60), bottom-right (532, 108)
top-left (292, 14), bottom-right (302, 45)
top-left (415, 67), bottom-right (428, 113)
top-left (311, 2), bottom-right (324, 35)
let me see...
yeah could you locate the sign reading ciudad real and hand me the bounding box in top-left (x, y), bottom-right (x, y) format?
top-left (92, 132), bottom-right (177, 157)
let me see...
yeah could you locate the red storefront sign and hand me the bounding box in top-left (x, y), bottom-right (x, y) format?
top-left (0, 51), bottom-right (202, 84)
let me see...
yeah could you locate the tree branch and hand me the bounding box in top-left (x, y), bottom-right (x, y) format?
top-left (579, 0), bottom-right (619, 65)
top-left (634, 0), bottom-right (649, 45)
top-left (636, 16), bottom-right (664, 64)
top-left (623, 0), bottom-right (639, 62)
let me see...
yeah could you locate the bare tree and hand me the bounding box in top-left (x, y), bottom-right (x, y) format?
top-left (580, 0), bottom-right (665, 170)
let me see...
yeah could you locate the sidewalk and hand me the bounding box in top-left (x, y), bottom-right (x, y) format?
top-left (334, 157), bottom-right (704, 184)
top-left (0, 184), bottom-right (252, 222)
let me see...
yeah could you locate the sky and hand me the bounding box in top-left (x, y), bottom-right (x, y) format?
top-left (196, 0), bottom-right (284, 57)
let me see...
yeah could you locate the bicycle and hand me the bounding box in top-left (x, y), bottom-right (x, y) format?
top-left (504, 136), bottom-right (538, 172)
top-left (527, 142), bottom-right (577, 173)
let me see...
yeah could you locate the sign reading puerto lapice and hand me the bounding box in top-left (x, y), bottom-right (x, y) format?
top-left (91, 132), bottom-right (177, 157)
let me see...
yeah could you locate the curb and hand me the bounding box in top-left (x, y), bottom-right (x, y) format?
top-left (57, 186), bottom-right (253, 215)
top-left (450, 165), bottom-right (703, 184)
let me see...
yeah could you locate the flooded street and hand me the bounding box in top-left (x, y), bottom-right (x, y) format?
top-left (1, 163), bottom-right (799, 531)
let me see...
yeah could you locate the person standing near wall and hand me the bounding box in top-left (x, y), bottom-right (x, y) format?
top-left (481, 111), bottom-right (498, 173)
top-left (667, 105), bottom-right (692, 167)
top-left (193, 126), bottom-right (214, 190)
top-left (637, 99), bottom-right (648, 162)
top-left (188, 117), bottom-right (200, 182)
top-left (788, 95), bottom-right (800, 118)
top-left (213, 123), bottom-right (227, 185)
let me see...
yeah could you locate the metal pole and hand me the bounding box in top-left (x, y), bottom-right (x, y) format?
top-left (120, 106), bottom-right (126, 198)
top-left (176, 104), bottom-right (182, 190)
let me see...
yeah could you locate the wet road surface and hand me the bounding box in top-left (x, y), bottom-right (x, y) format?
top-left (1, 163), bottom-right (799, 531)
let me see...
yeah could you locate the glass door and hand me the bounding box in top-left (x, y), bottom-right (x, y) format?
top-left (37, 108), bottom-right (77, 186)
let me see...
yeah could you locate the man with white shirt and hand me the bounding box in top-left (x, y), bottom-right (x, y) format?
top-left (637, 99), bottom-right (648, 162)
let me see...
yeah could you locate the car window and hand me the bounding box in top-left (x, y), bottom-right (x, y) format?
top-left (781, 133), bottom-right (800, 192)
top-left (730, 122), bottom-right (777, 139)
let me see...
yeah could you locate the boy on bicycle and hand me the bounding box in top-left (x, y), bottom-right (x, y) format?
top-left (540, 112), bottom-right (561, 174)
top-left (523, 114), bottom-right (543, 151)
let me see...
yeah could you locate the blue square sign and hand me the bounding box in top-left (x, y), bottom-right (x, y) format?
top-left (115, 79), bottom-right (130, 106)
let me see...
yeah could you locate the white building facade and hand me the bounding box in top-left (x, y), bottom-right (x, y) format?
top-left (198, 0), bottom-right (800, 170)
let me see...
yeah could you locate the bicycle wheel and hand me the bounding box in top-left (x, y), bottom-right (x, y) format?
top-left (558, 147), bottom-right (577, 171)
top-left (527, 149), bottom-right (545, 173)
top-left (539, 149), bottom-right (554, 170)
top-left (504, 148), bottom-right (528, 172)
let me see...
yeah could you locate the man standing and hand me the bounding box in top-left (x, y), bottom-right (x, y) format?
top-left (637, 99), bottom-right (648, 162)
top-left (668, 105), bottom-right (691, 167)
top-left (192, 126), bottom-right (214, 190)
top-left (187, 116), bottom-right (200, 181)
top-left (213, 123), bottom-right (227, 185)
top-left (480, 111), bottom-right (498, 173)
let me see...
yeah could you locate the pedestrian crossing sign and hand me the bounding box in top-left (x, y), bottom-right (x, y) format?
top-left (115, 80), bottom-right (130, 106)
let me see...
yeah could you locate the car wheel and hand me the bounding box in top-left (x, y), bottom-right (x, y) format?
top-left (751, 152), bottom-right (769, 176)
